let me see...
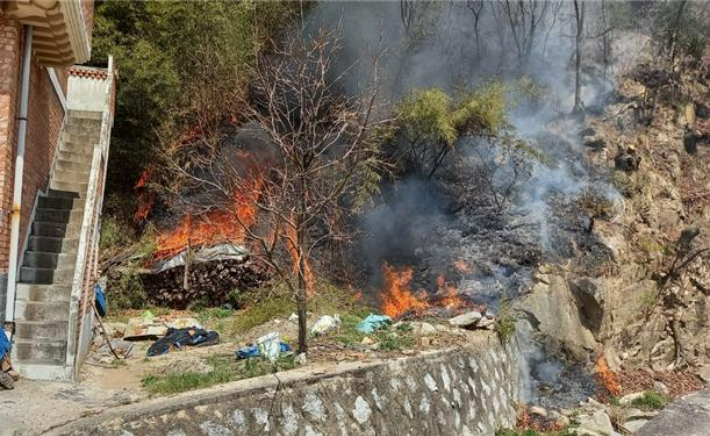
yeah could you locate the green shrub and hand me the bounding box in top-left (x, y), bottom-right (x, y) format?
top-left (630, 391), bottom-right (669, 410)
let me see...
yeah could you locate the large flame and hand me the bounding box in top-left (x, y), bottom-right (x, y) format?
top-left (381, 264), bottom-right (430, 318)
top-left (153, 175), bottom-right (263, 260)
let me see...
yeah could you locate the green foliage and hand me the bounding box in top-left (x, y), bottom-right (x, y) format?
top-left (451, 81), bottom-right (509, 136)
top-left (108, 267), bottom-right (147, 311)
top-left (393, 80), bottom-right (514, 177)
top-left (396, 89), bottom-right (458, 147)
top-left (374, 329), bottom-right (416, 351)
top-left (93, 0), bottom-right (301, 195)
top-left (141, 354), bottom-right (297, 396)
top-left (630, 391), bottom-right (669, 410)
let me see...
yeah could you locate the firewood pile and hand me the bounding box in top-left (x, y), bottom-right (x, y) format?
top-left (141, 257), bottom-right (269, 309)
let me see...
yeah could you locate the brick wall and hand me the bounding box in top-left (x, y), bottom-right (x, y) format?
top-left (0, 17), bottom-right (22, 319)
top-left (0, 17), bottom-right (67, 321)
top-left (19, 59), bottom-right (66, 254)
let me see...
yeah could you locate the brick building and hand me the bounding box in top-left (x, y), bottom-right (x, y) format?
top-left (0, 1), bottom-right (115, 380)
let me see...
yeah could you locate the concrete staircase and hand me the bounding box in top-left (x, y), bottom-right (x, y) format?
top-left (11, 110), bottom-right (101, 379)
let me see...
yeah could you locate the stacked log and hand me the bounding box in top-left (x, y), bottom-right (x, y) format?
top-left (141, 257), bottom-right (269, 309)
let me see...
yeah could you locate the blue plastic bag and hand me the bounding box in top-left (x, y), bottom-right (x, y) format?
top-left (95, 283), bottom-right (107, 317)
top-left (235, 342), bottom-right (291, 360)
top-left (0, 330), bottom-right (11, 361)
top-left (356, 314), bottom-right (392, 334)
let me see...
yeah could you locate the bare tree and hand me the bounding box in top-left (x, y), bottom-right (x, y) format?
top-left (667, 0), bottom-right (688, 70)
top-left (163, 28), bottom-right (385, 354)
top-left (572, 0), bottom-right (585, 114)
top-left (466, 0), bottom-right (486, 60)
top-left (497, 0), bottom-right (550, 72)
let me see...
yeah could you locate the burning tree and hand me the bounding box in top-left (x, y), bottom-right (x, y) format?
top-left (164, 27), bottom-right (385, 354)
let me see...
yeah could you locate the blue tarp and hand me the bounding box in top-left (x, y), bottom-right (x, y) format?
top-left (95, 283), bottom-right (107, 317)
top-left (356, 314), bottom-right (392, 334)
top-left (0, 330), bottom-right (11, 361)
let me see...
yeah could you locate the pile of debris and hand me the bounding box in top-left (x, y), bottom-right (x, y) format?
top-left (141, 244), bottom-right (269, 309)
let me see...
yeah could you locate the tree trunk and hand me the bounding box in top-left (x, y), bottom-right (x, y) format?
top-left (667, 0), bottom-right (688, 71)
top-left (296, 177), bottom-right (309, 355)
top-left (572, 0), bottom-right (585, 114)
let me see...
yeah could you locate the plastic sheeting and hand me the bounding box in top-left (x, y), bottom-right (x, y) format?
top-left (153, 243), bottom-right (250, 273)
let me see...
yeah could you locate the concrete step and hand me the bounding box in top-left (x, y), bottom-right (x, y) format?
top-left (53, 169), bottom-right (90, 185)
top-left (12, 338), bottom-right (67, 363)
top-left (16, 284), bottom-right (72, 302)
top-left (32, 221), bottom-right (81, 238)
top-left (18, 266), bottom-right (76, 285)
top-left (64, 121), bottom-right (102, 134)
top-left (34, 208), bottom-right (70, 224)
top-left (15, 321), bottom-right (68, 341)
top-left (27, 235), bottom-right (79, 253)
top-left (19, 266), bottom-right (76, 285)
top-left (47, 189), bottom-right (81, 200)
top-left (63, 132), bottom-right (100, 145)
top-left (14, 300), bottom-right (70, 322)
top-left (22, 251), bottom-right (77, 270)
top-left (55, 158), bottom-right (92, 174)
top-left (60, 138), bottom-right (97, 153)
top-left (38, 195), bottom-right (74, 210)
top-left (57, 148), bottom-right (94, 162)
top-left (67, 109), bottom-right (103, 120)
top-left (50, 181), bottom-right (88, 196)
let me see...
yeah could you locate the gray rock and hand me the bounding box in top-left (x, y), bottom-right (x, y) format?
top-left (448, 311), bottom-right (482, 328)
top-left (413, 322), bottom-right (437, 337)
top-left (653, 381), bottom-right (670, 396)
top-left (576, 410), bottom-right (613, 436)
top-left (637, 389), bottom-right (710, 436)
top-left (530, 406), bottom-right (547, 417)
top-left (548, 410), bottom-right (570, 428)
top-left (622, 419), bottom-right (649, 433)
top-left (696, 365), bottom-right (710, 383)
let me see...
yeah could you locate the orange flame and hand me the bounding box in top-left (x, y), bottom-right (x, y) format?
top-left (381, 264), bottom-right (430, 318)
top-left (437, 273), bottom-right (464, 310)
top-left (153, 175), bottom-right (263, 260)
top-left (453, 260), bottom-right (472, 274)
top-left (595, 355), bottom-right (622, 396)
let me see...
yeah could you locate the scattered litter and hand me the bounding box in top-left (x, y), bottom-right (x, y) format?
top-left (146, 327), bottom-right (220, 357)
top-left (295, 353), bottom-right (307, 366)
top-left (235, 341), bottom-right (291, 361)
top-left (123, 316), bottom-right (201, 341)
top-left (356, 314), bottom-right (391, 334)
top-left (288, 313), bottom-right (299, 323)
top-left (311, 315), bottom-right (341, 336)
top-left (257, 332), bottom-right (281, 363)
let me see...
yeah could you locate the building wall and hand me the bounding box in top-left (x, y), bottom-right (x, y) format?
top-left (19, 58), bottom-right (66, 254)
top-left (0, 16), bottom-right (67, 322)
top-left (0, 16), bottom-right (23, 321)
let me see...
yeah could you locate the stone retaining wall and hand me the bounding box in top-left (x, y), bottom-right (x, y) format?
top-left (49, 332), bottom-right (520, 436)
